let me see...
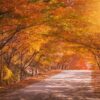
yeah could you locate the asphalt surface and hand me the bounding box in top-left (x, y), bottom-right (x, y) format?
top-left (0, 70), bottom-right (100, 100)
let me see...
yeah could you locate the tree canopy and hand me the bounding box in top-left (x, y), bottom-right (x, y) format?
top-left (0, 0), bottom-right (100, 84)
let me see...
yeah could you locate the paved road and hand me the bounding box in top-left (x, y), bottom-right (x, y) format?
top-left (0, 70), bottom-right (100, 100)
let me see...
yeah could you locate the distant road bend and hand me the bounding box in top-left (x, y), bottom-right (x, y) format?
top-left (0, 70), bottom-right (100, 100)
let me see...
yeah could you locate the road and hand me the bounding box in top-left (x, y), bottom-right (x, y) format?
top-left (0, 70), bottom-right (100, 100)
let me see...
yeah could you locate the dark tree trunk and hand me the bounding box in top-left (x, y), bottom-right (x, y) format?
top-left (0, 50), bottom-right (3, 84)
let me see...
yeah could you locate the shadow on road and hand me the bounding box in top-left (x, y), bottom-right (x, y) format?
top-left (91, 70), bottom-right (100, 93)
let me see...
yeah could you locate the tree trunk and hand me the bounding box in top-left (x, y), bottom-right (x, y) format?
top-left (90, 49), bottom-right (100, 70)
top-left (0, 50), bottom-right (3, 84)
top-left (94, 54), bottom-right (100, 69)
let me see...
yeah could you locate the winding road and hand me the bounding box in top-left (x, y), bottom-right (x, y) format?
top-left (0, 70), bottom-right (100, 100)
